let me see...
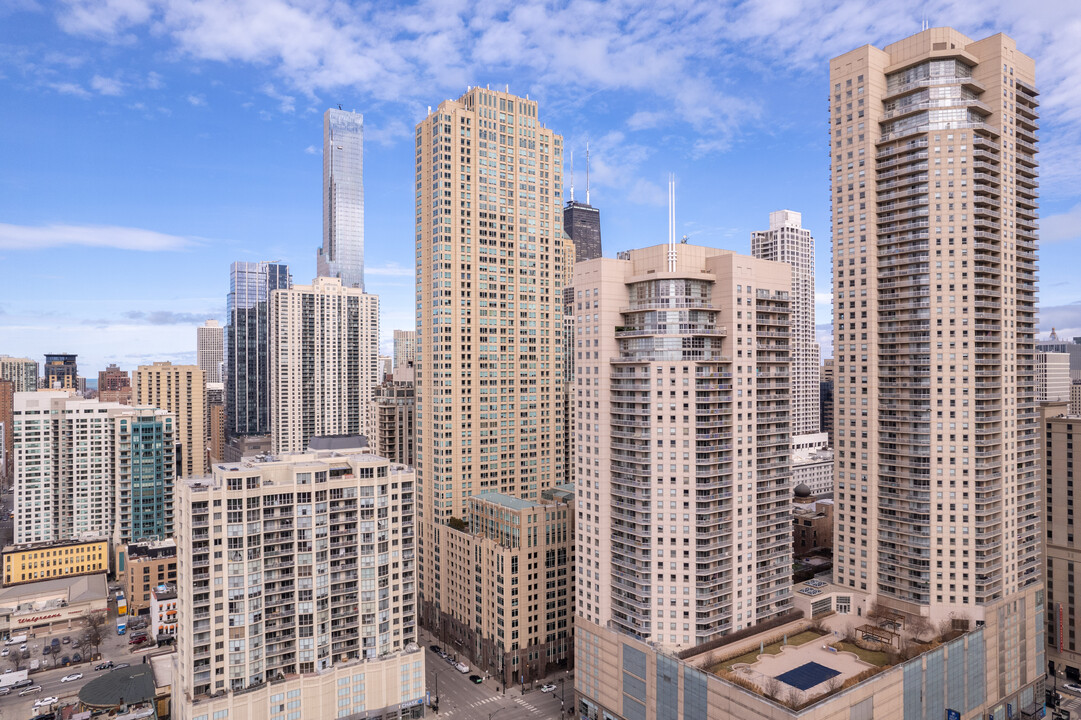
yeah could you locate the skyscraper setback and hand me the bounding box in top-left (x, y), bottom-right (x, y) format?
top-left (830, 26), bottom-right (1040, 626)
top-left (573, 245), bottom-right (793, 653)
top-left (752, 210), bottom-right (819, 436)
top-left (318, 108), bottom-right (365, 290)
top-left (414, 88), bottom-right (569, 665)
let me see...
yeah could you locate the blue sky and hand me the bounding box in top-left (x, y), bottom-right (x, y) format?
top-left (2, 0), bottom-right (1080, 374)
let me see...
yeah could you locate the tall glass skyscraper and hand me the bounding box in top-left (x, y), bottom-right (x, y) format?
top-left (225, 261), bottom-right (291, 437)
top-left (317, 108), bottom-right (365, 290)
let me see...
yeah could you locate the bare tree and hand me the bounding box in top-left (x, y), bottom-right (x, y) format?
top-left (908, 615), bottom-right (934, 643)
top-left (785, 688), bottom-right (802, 710)
top-left (764, 677), bottom-right (782, 700)
top-left (83, 609), bottom-right (108, 657)
top-left (825, 676), bottom-right (842, 694)
top-left (8, 653), bottom-right (24, 673)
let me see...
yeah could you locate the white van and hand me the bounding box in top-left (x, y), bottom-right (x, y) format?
top-left (455, 662), bottom-right (469, 674)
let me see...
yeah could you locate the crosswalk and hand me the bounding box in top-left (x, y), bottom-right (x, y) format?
top-left (436, 695), bottom-right (547, 718)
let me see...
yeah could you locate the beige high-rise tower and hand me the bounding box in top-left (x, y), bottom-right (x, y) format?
top-left (268, 276), bottom-right (380, 454)
top-left (830, 21), bottom-right (1042, 660)
top-left (573, 245), bottom-right (792, 652)
top-left (752, 210), bottom-right (819, 436)
top-left (414, 88), bottom-right (568, 649)
top-left (134, 361), bottom-right (207, 477)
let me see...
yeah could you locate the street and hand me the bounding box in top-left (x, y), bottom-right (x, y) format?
top-left (421, 629), bottom-right (572, 719)
top-left (0, 615), bottom-right (166, 720)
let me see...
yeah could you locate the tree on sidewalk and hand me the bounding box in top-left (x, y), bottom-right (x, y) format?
top-left (82, 610), bottom-right (108, 657)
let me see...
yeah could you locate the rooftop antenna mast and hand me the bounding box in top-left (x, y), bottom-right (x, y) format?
top-left (569, 151), bottom-right (575, 202)
top-left (668, 174), bottom-right (676, 272)
top-left (586, 142), bottom-right (591, 205)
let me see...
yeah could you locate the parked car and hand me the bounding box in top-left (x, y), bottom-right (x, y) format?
top-left (469, 675), bottom-right (483, 684)
top-left (129, 636), bottom-right (147, 645)
top-left (1065, 682), bottom-right (1081, 693)
top-left (60, 673), bottom-right (83, 683)
top-left (0, 687), bottom-right (9, 696)
top-left (33, 697), bottom-right (58, 708)
top-left (72, 653), bottom-right (82, 663)
top-left (454, 662), bottom-right (469, 674)
top-left (540, 683), bottom-right (557, 693)
top-left (94, 661), bottom-right (114, 671)
top-left (50, 638), bottom-right (59, 647)
top-left (18, 644), bottom-right (26, 651)
top-left (0, 648), bottom-right (8, 657)
top-left (60, 656), bottom-right (71, 666)
top-left (429, 645), bottom-right (441, 654)
top-left (42, 646), bottom-right (51, 655)
top-left (61, 637), bottom-right (71, 645)
top-left (18, 686), bottom-right (42, 696)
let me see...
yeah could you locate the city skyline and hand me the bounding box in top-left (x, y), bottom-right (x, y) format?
top-left (3, 4), bottom-right (1080, 373)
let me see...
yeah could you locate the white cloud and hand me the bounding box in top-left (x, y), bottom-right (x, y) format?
top-left (0, 223), bottom-right (196, 251)
top-left (815, 292), bottom-right (833, 306)
top-left (304, 145), bottom-right (319, 155)
top-left (1041, 204), bottom-right (1081, 243)
top-left (90, 73), bottom-right (124, 95)
top-left (186, 93), bottom-right (205, 106)
top-left (145, 70), bottom-right (162, 88)
top-left (261, 82), bottom-right (295, 114)
top-left (48, 81), bottom-right (90, 97)
top-left (366, 262), bottom-right (414, 277)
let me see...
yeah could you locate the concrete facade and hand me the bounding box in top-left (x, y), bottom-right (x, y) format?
top-left (1036, 351), bottom-right (1070, 403)
top-left (574, 244), bottom-right (793, 652)
top-left (0, 355), bottom-right (38, 393)
top-left (268, 277), bottom-right (380, 454)
top-left (13, 392), bottom-right (175, 546)
top-left (429, 487), bottom-right (574, 688)
top-left (392, 330), bottom-right (416, 376)
top-left (134, 362), bottom-right (207, 478)
top-left (372, 381), bottom-right (414, 468)
top-left (197, 319), bottom-right (224, 385)
top-left (1042, 401), bottom-right (1081, 683)
top-left (121, 539), bottom-right (177, 616)
top-left (415, 89), bottom-right (569, 664)
top-left (174, 446), bottom-right (421, 718)
top-left (752, 210), bottom-right (820, 436)
top-left (829, 28), bottom-right (1042, 631)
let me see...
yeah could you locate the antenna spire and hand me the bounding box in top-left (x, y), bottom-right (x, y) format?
top-left (668, 174), bottom-right (676, 272)
top-left (569, 151), bottom-right (575, 202)
top-left (586, 142), bottom-right (591, 205)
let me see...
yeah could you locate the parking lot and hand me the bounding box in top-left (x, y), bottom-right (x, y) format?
top-left (0, 615), bottom-right (166, 720)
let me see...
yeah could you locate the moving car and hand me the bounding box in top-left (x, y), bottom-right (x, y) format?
top-left (19, 686), bottom-right (42, 696)
top-left (1065, 682), bottom-right (1081, 693)
top-left (540, 683), bottom-right (557, 693)
top-left (61, 672), bottom-right (83, 682)
top-left (454, 662), bottom-right (469, 674)
top-left (469, 675), bottom-right (483, 684)
top-left (33, 697), bottom-right (58, 708)
top-left (94, 662), bottom-right (114, 671)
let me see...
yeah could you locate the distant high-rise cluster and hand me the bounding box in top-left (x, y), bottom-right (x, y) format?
top-left (13, 392), bottom-right (174, 546)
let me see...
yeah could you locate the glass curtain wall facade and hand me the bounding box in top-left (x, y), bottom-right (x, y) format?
top-left (318, 109), bottom-right (365, 290)
top-left (226, 261), bottom-right (291, 438)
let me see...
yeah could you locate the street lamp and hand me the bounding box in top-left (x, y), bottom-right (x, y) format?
top-left (560, 678), bottom-right (566, 715)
